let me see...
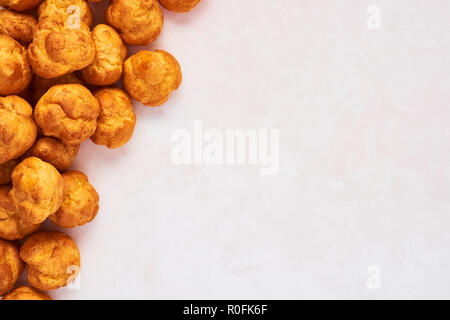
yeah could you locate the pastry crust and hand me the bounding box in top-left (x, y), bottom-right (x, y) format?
top-left (20, 230), bottom-right (80, 290)
top-left (0, 185), bottom-right (41, 241)
top-left (105, 0), bottom-right (163, 46)
top-left (49, 170), bottom-right (99, 228)
top-left (0, 0), bottom-right (43, 11)
top-left (0, 95), bottom-right (37, 165)
top-left (27, 16), bottom-right (95, 79)
top-left (2, 286), bottom-right (51, 300)
top-left (123, 50), bottom-right (182, 106)
top-left (0, 9), bottom-right (37, 45)
top-left (34, 84), bottom-right (100, 146)
top-left (0, 35), bottom-right (32, 96)
top-left (29, 137), bottom-right (80, 172)
top-left (0, 239), bottom-right (23, 296)
top-left (31, 73), bottom-right (82, 104)
top-left (9, 157), bottom-right (64, 225)
top-left (38, 0), bottom-right (93, 27)
top-left (91, 88), bottom-right (136, 148)
top-left (81, 24), bottom-right (127, 86)
top-left (159, 0), bottom-right (200, 12)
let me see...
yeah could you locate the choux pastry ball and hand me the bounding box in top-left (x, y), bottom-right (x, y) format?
top-left (2, 286), bottom-right (52, 300)
top-left (81, 24), bottom-right (127, 86)
top-left (159, 0), bottom-right (200, 12)
top-left (34, 84), bottom-right (100, 146)
top-left (106, 0), bottom-right (164, 46)
top-left (124, 50), bottom-right (182, 106)
top-left (91, 88), bottom-right (136, 148)
top-left (27, 16), bottom-right (95, 79)
top-left (0, 185), bottom-right (42, 241)
top-left (0, 35), bottom-right (32, 96)
top-left (31, 73), bottom-right (82, 104)
top-left (9, 157), bottom-right (64, 225)
top-left (29, 137), bottom-right (80, 172)
top-left (0, 0), bottom-right (43, 12)
top-left (38, 0), bottom-right (93, 27)
top-left (0, 95), bottom-right (37, 165)
top-left (0, 9), bottom-right (37, 45)
top-left (49, 170), bottom-right (99, 228)
top-left (20, 231), bottom-right (81, 290)
top-left (0, 239), bottom-right (23, 296)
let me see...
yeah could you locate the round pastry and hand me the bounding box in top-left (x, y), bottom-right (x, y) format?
top-left (38, 0), bottom-right (93, 27)
top-left (91, 88), bottom-right (136, 148)
top-left (20, 231), bottom-right (81, 290)
top-left (0, 0), bottom-right (43, 11)
top-left (81, 24), bottom-right (127, 86)
top-left (49, 170), bottom-right (99, 228)
top-left (159, 0), bottom-right (200, 12)
top-left (0, 239), bottom-right (23, 296)
top-left (9, 157), bottom-right (64, 225)
top-left (0, 9), bottom-right (37, 45)
top-left (27, 16), bottom-right (95, 79)
top-left (2, 286), bottom-right (52, 300)
top-left (0, 95), bottom-right (37, 165)
top-left (31, 73), bottom-right (82, 104)
top-left (0, 185), bottom-right (42, 241)
top-left (29, 137), bottom-right (79, 172)
top-left (123, 50), bottom-right (182, 106)
top-left (34, 84), bottom-right (100, 146)
top-left (106, 0), bottom-right (163, 46)
top-left (0, 35), bottom-right (32, 96)
top-left (0, 159), bottom-right (18, 185)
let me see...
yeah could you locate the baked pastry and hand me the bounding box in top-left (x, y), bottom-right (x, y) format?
top-left (2, 286), bottom-right (51, 300)
top-left (49, 170), bottom-right (99, 228)
top-left (28, 16), bottom-right (95, 79)
top-left (31, 73), bottom-right (82, 104)
top-left (29, 137), bottom-right (79, 172)
top-left (0, 35), bottom-right (32, 95)
top-left (20, 230), bottom-right (81, 290)
top-left (0, 0), bottom-right (43, 11)
top-left (34, 84), bottom-right (100, 145)
top-left (0, 9), bottom-right (37, 45)
top-left (81, 24), bottom-right (127, 86)
top-left (38, 0), bottom-right (93, 27)
top-left (9, 157), bottom-right (64, 225)
top-left (0, 95), bottom-right (37, 165)
top-left (0, 185), bottom-right (42, 241)
top-left (0, 239), bottom-right (23, 296)
top-left (159, 0), bottom-right (200, 12)
top-left (106, 0), bottom-right (163, 45)
top-left (91, 88), bottom-right (136, 148)
top-left (123, 50), bottom-right (182, 106)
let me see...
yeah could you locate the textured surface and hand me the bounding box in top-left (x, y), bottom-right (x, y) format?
top-left (2, 285), bottom-right (52, 300)
top-left (34, 84), bottom-right (100, 146)
top-left (106, 0), bottom-right (163, 45)
top-left (0, 9), bottom-right (37, 45)
top-left (81, 24), bottom-right (127, 86)
top-left (0, 35), bottom-right (32, 95)
top-left (31, 73), bottom-right (82, 105)
top-left (10, 157), bottom-right (64, 225)
top-left (91, 88), bottom-right (136, 148)
top-left (20, 231), bottom-right (80, 290)
top-left (123, 50), bottom-right (182, 106)
top-left (0, 185), bottom-right (42, 240)
top-left (0, 239), bottom-right (23, 296)
top-left (38, 0), bottom-right (92, 26)
top-left (49, 170), bottom-right (99, 228)
top-left (0, 95), bottom-right (36, 164)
